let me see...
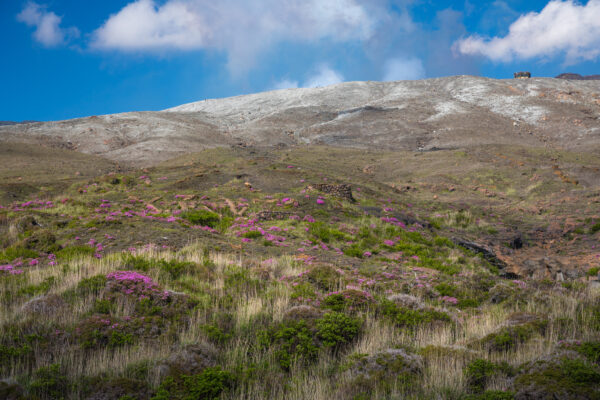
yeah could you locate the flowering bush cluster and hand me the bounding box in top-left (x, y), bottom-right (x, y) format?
top-left (0, 264), bottom-right (24, 275)
top-left (106, 270), bottom-right (170, 300)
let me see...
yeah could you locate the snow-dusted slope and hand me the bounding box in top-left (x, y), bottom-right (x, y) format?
top-left (1, 76), bottom-right (599, 165)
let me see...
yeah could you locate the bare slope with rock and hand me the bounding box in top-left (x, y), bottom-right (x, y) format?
top-left (1, 76), bottom-right (599, 166)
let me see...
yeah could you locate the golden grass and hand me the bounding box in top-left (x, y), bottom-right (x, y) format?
top-left (1, 243), bottom-right (599, 398)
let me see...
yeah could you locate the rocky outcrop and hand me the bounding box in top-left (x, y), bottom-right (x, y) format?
top-left (556, 73), bottom-right (600, 80)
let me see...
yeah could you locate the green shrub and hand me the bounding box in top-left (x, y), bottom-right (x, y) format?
top-left (379, 299), bottom-right (451, 328)
top-left (587, 267), bottom-right (600, 277)
top-left (308, 222), bottom-right (348, 243)
top-left (22, 230), bottom-right (59, 253)
top-left (465, 359), bottom-right (499, 393)
top-left (515, 357), bottom-right (600, 398)
top-left (343, 244), bottom-right (365, 258)
top-left (152, 367), bottom-right (233, 400)
top-left (462, 390), bottom-right (515, 400)
top-left (180, 210), bottom-right (220, 228)
top-left (322, 290), bottom-right (373, 312)
top-left (224, 267), bottom-right (262, 295)
top-left (108, 331), bottom-right (134, 348)
top-left (290, 282), bottom-right (316, 300)
top-left (121, 255), bottom-right (158, 272)
top-left (306, 265), bottom-right (341, 290)
top-left (242, 231), bottom-right (263, 239)
top-left (316, 312), bottom-right (361, 348)
top-left (0, 344), bottom-right (33, 364)
top-left (481, 321), bottom-right (547, 351)
top-left (200, 324), bottom-right (231, 344)
top-left (574, 342), bottom-right (600, 364)
top-left (56, 245), bottom-right (95, 261)
top-left (435, 283), bottom-right (458, 297)
top-left (29, 363), bottom-right (69, 399)
top-left (18, 276), bottom-right (56, 297)
top-left (0, 246), bottom-right (38, 262)
top-left (76, 275), bottom-right (107, 295)
top-left (590, 223), bottom-right (600, 234)
top-left (93, 299), bottom-right (113, 314)
top-left (159, 259), bottom-right (196, 279)
top-left (259, 320), bottom-right (320, 370)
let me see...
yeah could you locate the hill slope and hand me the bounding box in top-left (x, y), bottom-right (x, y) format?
top-left (1, 76), bottom-right (599, 165)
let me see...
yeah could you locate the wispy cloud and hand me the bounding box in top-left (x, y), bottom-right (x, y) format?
top-left (17, 2), bottom-right (79, 47)
top-left (91, 0), bottom-right (375, 74)
top-left (382, 57), bottom-right (425, 81)
top-left (455, 0), bottom-right (600, 64)
top-left (304, 65), bottom-right (344, 88)
top-left (272, 65), bottom-right (344, 90)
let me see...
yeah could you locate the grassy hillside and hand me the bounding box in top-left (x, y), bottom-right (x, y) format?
top-left (1, 145), bottom-right (599, 399)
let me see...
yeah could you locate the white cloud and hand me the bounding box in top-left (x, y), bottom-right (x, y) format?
top-left (272, 79), bottom-right (299, 90)
top-left (17, 2), bottom-right (79, 47)
top-left (455, 0), bottom-right (600, 64)
top-left (382, 57), bottom-right (425, 81)
top-left (304, 65), bottom-right (344, 88)
top-left (92, 0), bottom-right (375, 73)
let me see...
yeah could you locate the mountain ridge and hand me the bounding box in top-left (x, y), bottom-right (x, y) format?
top-left (1, 75), bottom-right (599, 166)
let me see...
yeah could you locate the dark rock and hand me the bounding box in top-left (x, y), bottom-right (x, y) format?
top-left (510, 236), bottom-right (523, 249)
top-left (0, 381), bottom-right (23, 400)
top-left (452, 238), bottom-right (507, 271)
top-left (156, 342), bottom-right (217, 378)
top-left (16, 215), bottom-right (39, 232)
top-left (22, 229), bottom-right (57, 252)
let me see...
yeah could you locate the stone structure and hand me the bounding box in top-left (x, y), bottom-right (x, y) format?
top-left (309, 183), bottom-right (355, 202)
top-left (514, 71), bottom-right (531, 79)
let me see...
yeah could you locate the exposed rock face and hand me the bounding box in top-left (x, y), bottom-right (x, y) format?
top-left (2, 76), bottom-right (600, 166)
top-left (556, 73), bottom-right (600, 80)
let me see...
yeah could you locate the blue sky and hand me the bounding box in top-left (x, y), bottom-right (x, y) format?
top-left (2, 0), bottom-right (600, 121)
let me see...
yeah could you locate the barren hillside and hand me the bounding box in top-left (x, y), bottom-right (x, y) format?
top-left (1, 76), bottom-right (599, 165)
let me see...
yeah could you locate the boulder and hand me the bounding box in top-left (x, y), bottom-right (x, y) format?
top-left (156, 342), bottom-right (217, 377)
top-left (22, 294), bottom-right (67, 315)
top-left (349, 348), bottom-right (423, 380)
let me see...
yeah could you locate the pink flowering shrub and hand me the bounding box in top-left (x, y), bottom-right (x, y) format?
top-left (0, 264), bottom-right (24, 275)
